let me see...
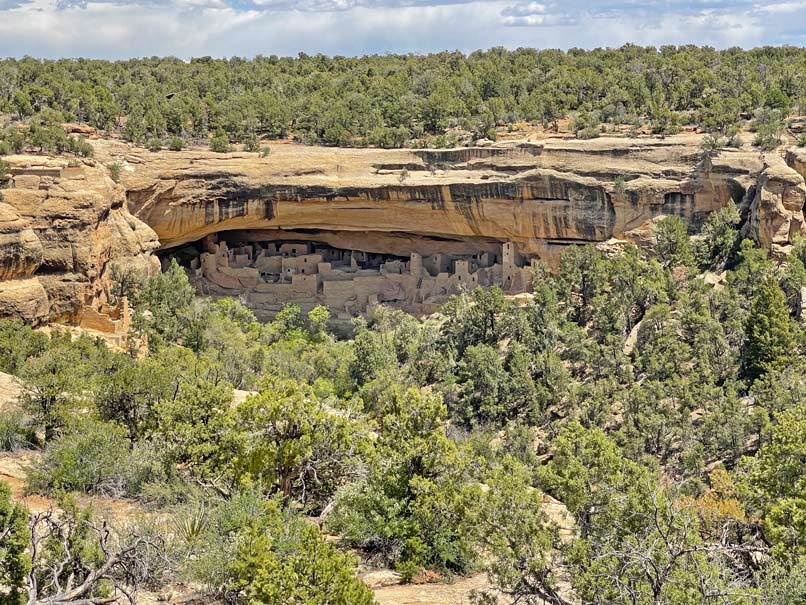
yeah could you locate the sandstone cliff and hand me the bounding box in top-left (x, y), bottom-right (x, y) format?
top-left (108, 135), bottom-right (766, 267)
top-left (2, 135), bottom-right (805, 327)
top-left (0, 155), bottom-right (160, 325)
top-left (744, 153), bottom-right (806, 254)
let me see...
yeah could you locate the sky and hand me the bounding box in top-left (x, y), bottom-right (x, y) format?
top-left (0, 0), bottom-right (805, 59)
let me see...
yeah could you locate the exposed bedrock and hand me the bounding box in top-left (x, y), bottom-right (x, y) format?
top-left (0, 135), bottom-right (803, 327)
top-left (120, 136), bottom-right (765, 270)
top-left (745, 153), bottom-right (806, 254)
top-left (0, 155), bottom-right (160, 325)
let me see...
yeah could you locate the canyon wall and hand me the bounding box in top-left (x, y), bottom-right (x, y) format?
top-left (2, 135), bottom-right (806, 327)
top-left (120, 136), bottom-right (764, 266)
top-left (0, 155), bottom-right (160, 325)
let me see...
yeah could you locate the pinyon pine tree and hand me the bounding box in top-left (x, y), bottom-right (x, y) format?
top-left (743, 277), bottom-right (795, 381)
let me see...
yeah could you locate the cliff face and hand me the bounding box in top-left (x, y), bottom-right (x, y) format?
top-left (0, 155), bottom-right (160, 325)
top-left (1, 135), bottom-right (805, 326)
top-left (745, 153), bottom-right (806, 254)
top-left (115, 135), bottom-right (766, 267)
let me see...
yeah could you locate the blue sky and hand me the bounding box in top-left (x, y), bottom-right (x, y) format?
top-left (0, 0), bottom-right (805, 58)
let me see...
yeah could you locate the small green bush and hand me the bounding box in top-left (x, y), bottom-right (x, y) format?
top-left (0, 411), bottom-right (37, 451)
top-left (259, 146), bottom-right (271, 157)
top-left (27, 418), bottom-right (172, 497)
top-left (797, 133), bottom-right (806, 148)
top-left (147, 138), bottom-right (162, 152)
top-left (754, 132), bottom-right (781, 151)
top-left (182, 492), bottom-right (374, 605)
top-left (5, 129), bottom-right (25, 154)
top-left (107, 162), bottom-right (122, 183)
top-left (27, 418), bottom-right (129, 495)
top-left (209, 131), bottom-right (231, 153)
top-left (243, 133), bottom-right (260, 152)
top-left (0, 159), bottom-right (10, 191)
top-left (67, 136), bottom-right (93, 157)
top-left (168, 137), bottom-right (184, 151)
top-left (0, 319), bottom-right (48, 374)
top-left (0, 480), bottom-right (28, 603)
top-left (577, 126), bottom-right (601, 140)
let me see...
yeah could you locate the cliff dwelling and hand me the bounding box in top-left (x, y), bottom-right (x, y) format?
top-left (164, 231), bottom-right (537, 321)
top-left (3, 135), bottom-right (803, 330)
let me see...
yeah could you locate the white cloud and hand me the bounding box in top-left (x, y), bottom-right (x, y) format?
top-left (0, 0), bottom-right (802, 58)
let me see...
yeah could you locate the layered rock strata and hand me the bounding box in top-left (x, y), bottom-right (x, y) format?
top-left (0, 155), bottom-right (160, 325)
top-left (100, 134), bottom-right (778, 322)
top-left (745, 153), bottom-right (806, 254)
top-left (97, 134), bottom-right (799, 321)
top-left (2, 135), bottom-right (805, 327)
top-left (122, 136), bottom-right (763, 266)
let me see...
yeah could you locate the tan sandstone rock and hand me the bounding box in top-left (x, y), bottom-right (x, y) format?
top-left (744, 154), bottom-right (806, 256)
top-left (0, 134), bottom-right (800, 326)
top-left (0, 155), bottom-right (160, 324)
top-left (96, 134), bottom-right (762, 272)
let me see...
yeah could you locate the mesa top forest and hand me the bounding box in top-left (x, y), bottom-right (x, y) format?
top-left (0, 45), bottom-right (804, 149)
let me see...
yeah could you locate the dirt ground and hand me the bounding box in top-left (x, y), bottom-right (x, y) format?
top-left (374, 573), bottom-right (495, 605)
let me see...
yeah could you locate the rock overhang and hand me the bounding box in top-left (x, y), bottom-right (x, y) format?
top-left (0, 135), bottom-right (803, 327)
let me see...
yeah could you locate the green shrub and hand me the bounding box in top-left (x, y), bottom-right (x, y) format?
top-left (0, 319), bottom-right (48, 374)
top-left (577, 126), bottom-right (601, 140)
top-left (242, 133), bottom-right (260, 152)
top-left (140, 477), bottom-right (200, 508)
top-left (0, 127), bottom-right (24, 156)
top-left (168, 137), bottom-right (184, 151)
top-left (2, 128), bottom-right (25, 154)
top-left (182, 492), bottom-right (374, 605)
top-left (147, 138), bottom-right (162, 152)
top-left (125, 439), bottom-right (176, 494)
top-left (572, 110), bottom-right (604, 139)
top-left (209, 131), bottom-right (231, 153)
top-left (367, 125), bottom-right (409, 149)
top-left (695, 200), bottom-right (742, 270)
top-left (753, 107), bottom-right (786, 150)
top-left (0, 159), bottom-right (9, 191)
top-left (700, 133), bottom-right (722, 154)
top-left (107, 162), bottom-right (121, 183)
top-left (0, 411), bottom-right (38, 451)
top-left (259, 146), bottom-right (271, 157)
top-left (327, 386), bottom-right (478, 575)
top-left (225, 377), bottom-right (369, 510)
top-left (614, 175), bottom-right (626, 196)
top-left (27, 418), bottom-right (129, 495)
top-left (797, 133), bottom-right (806, 148)
top-left (27, 418), bottom-right (172, 497)
top-left (67, 136), bottom-right (93, 157)
top-left (0, 480), bottom-right (28, 604)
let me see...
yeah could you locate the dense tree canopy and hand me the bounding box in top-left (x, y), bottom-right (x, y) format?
top-left (1, 45), bottom-right (805, 149)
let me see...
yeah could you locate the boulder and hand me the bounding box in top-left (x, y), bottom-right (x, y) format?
top-left (745, 154), bottom-right (806, 256)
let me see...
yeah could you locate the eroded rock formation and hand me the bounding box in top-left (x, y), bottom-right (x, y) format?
top-left (119, 136), bottom-right (762, 268)
top-left (744, 153), bottom-right (806, 254)
top-left (0, 155), bottom-right (160, 325)
top-left (93, 134), bottom-right (774, 323)
top-left (2, 135), bottom-right (805, 327)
